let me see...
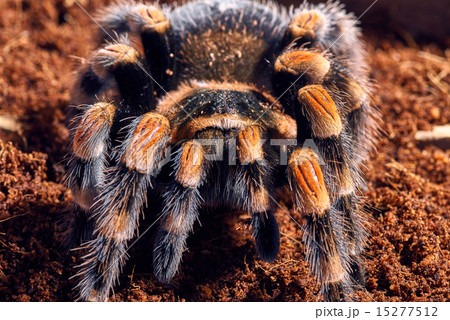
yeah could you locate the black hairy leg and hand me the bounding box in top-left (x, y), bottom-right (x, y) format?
top-left (153, 140), bottom-right (206, 282)
top-left (230, 126), bottom-right (280, 261)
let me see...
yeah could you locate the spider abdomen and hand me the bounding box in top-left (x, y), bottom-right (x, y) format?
top-left (169, 0), bottom-right (288, 84)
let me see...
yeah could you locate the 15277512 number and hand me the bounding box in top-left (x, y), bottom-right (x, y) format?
top-left (377, 307), bottom-right (438, 317)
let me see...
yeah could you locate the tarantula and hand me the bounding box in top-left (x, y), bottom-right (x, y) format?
top-left (65, 0), bottom-right (378, 301)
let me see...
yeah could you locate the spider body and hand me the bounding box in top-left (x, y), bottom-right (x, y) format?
top-left (66, 0), bottom-right (378, 301)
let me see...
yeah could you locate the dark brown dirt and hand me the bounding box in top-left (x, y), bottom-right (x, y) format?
top-left (0, 0), bottom-right (449, 302)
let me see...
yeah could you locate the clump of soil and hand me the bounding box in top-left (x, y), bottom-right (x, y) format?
top-left (0, 0), bottom-right (449, 301)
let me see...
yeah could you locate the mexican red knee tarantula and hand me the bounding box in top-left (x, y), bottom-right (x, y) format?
top-left (65, 0), bottom-right (378, 301)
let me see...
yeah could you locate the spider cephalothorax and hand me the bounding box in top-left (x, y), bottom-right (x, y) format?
top-left (65, 0), bottom-right (378, 301)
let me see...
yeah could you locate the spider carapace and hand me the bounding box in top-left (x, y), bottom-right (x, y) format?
top-left (65, 0), bottom-right (378, 301)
